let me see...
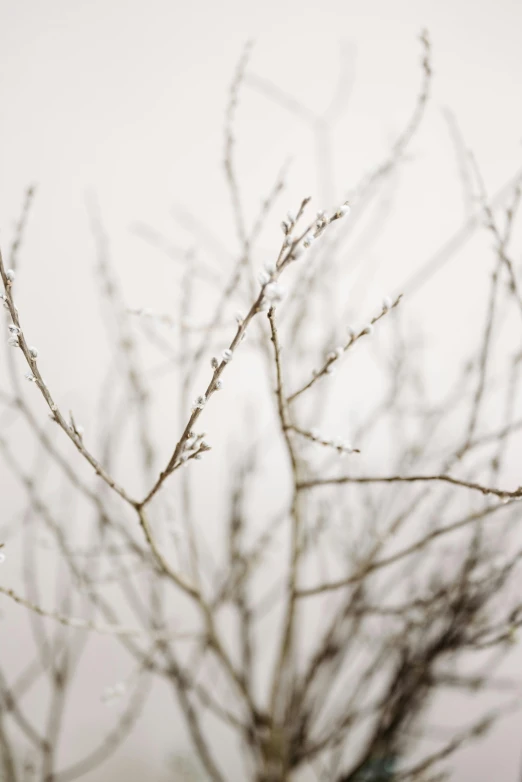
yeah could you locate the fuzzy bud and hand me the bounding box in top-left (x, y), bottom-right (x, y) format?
top-left (263, 282), bottom-right (286, 304)
top-left (192, 395), bottom-right (206, 410)
top-left (336, 202), bottom-right (351, 218)
top-left (101, 681), bottom-right (126, 703)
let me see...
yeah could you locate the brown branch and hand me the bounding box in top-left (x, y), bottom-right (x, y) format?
top-left (298, 472), bottom-right (522, 500)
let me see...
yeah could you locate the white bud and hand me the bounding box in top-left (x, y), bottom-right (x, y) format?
top-left (333, 437), bottom-right (353, 453)
top-left (29, 346), bottom-right (38, 359)
top-left (211, 357), bottom-right (219, 369)
top-left (258, 271), bottom-right (271, 286)
top-left (7, 336), bottom-right (19, 347)
top-left (75, 425), bottom-right (84, 437)
top-left (8, 324), bottom-right (20, 335)
top-left (336, 202), bottom-right (351, 218)
top-left (286, 209), bottom-right (297, 224)
top-left (264, 260), bottom-right (276, 274)
top-left (5, 269), bottom-right (15, 283)
top-left (222, 348), bottom-right (233, 362)
top-left (325, 364), bottom-right (336, 375)
top-left (263, 282), bottom-right (286, 304)
top-left (24, 371), bottom-right (36, 382)
top-left (0, 550), bottom-right (5, 564)
top-left (382, 296), bottom-right (392, 311)
top-left (215, 379), bottom-right (223, 389)
top-left (101, 681), bottom-right (126, 703)
top-left (67, 618), bottom-right (85, 628)
top-left (234, 312), bottom-right (244, 325)
top-left (335, 347), bottom-right (344, 359)
top-left (192, 395), bottom-right (206, 410)
top-left (303, 234), bottom-right (315, 249)
top-left (362, 324), bottom-right (374, 336)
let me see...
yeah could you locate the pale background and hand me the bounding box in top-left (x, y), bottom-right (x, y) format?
top-left (0, 0), bottom-right (521, 779)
